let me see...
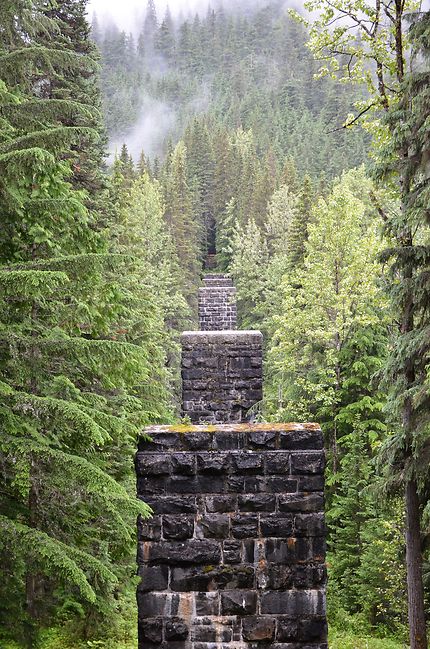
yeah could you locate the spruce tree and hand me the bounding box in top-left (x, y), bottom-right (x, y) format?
top-left (0, 2), bottom-right (171, 645)
top-left (164, 142), bottom-right (202, 311)
top-left (287, 174), bottom-right (315, 269)
top-left (155, 6), bottom-right (175, 61)
top-left (375, 11), bottom-right (430, 648)
top-left (142, 0), bottom-right (158, 55)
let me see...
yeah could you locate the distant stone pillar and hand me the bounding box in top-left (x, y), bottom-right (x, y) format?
top-left (198, 274), bottom-right (237, 331)
top-left (181, 330), bottom-right (263, 424)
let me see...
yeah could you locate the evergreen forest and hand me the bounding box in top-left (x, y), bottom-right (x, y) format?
top-left (1, 1), bottom-right (430, 648)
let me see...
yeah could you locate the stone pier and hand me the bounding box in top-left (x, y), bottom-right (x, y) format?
top-left (136, 271), bottom-right (327, 649)
top-left (182, 331), bottom-right (263, 425)
top-left (136, 424), bottom-right (327, 649)
top-left (198, 274), bottom-right (237, 331)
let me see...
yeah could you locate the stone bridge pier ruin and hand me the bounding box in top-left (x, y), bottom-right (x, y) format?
top-left (136, 272), bottom-right (328, 649)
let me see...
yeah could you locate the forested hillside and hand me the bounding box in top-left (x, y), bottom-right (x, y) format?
top-left (1, 1), bottom-right (430, 648)
top-left (95, 1), bottom-right (368, 179)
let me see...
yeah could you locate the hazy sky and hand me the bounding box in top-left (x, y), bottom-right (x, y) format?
top-left (88, 0), bottom-right (430, 33)
top-left (89, 0), bottom-right (223, 31)
top-left (88, 0), bottom-right (306, 32)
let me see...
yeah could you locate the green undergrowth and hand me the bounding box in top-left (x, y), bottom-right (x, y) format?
top-left (329, 627), bottom-right (407, 648)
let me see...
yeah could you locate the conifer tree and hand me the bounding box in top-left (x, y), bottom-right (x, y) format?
top-left (374, 11), bottom-right (430, 648)
top-left (0, 2), bottom-right (170, 645)
top-left (164, 142), bottom-right (202, 310)
top-left (229, 218), bottom-right (269, 328)
top-left (155, 6), bottom-right (175, 61)
top-left (42, 0), bottom-right (110, 224)
top-left (287, 174), bottom-right (315, 269)
top-left (142, 0), bottom-right (158, 53)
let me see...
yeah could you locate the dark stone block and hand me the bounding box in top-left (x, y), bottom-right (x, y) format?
top-left (170, 566), bottom-right (207, 591)
top-left (266, 452), bottom-right (290, 474)
top-left (266, 564), bottom-right (293, 590)
top-left (221, 590), bottom-right (257, 615)
top-left (196, 475), bottom-right (226, 493)
top-left (165, 619), bottom-right (189, 641)
top-left (276, 618), bottom-right (299, 641)
top-left (143, 496), bottom-right (197, 514)
top-left (171, 564), bottom-right (254, 591)
top-left (312, 536), bottom-right (327, 561)
top-left (260, 514), bottom-right (294, 537)
top-left (261, 590), bottom-right (325, 616)
top-left (238, 494), bottom-right (276, 512)
top-left (140, 433), bottom-right (181, 452)
top-left (214, 431), bottom-right (246, 450)
top-left (242, 616), bottom-right (276, 641)
top-left (232, 453), bottom-right (264, 473)
top-left (148, 540), bottom-right (221, 565)
top-left (244, 476), bottom-right (267, 493)
top-left (197, 452), bottom-right (230, 473)
top-left (167, 475), bottom-right (225, 494)
top-left (137, 592), bottom-right (167, 617)
top-left (298, 476), bottom-right (324, 491)
top-left (135, 453), bottom-right (171, 476)
top-left (196, 514), bottom-right (230, 539)
top-left (265, 538), bottom-right (311, 564)
top-left (279, 428), bottom-right (323, 450)
top-left (195, 592), bottom-right (219, 616)
top-left (243, 539), bottom-right (255, 563)
top-left (171, 453), bottom-right (196, 475)
top-left (137, 476), bottom-right (166, 496)
top-left (137, 422), bottom-right (326, 649)
top-left (180, 433), bottom-right (213, 451)
top-left (298, 617), bottom-right (328, 641)
top-left (223, 540), bottom-right (242, 564)
top-left (163, 515), bottom-right (194, 540)
top-left (138, 618), bottom-right (163, 644)
top-left (279, 493), bottom-right (324, 513)
top-left (137, 514), bottom-right (161, 541)
top-left (295, 513), bottom-right (326, 537)
top-left (291, 452), bottom-right (325, 475)
top-left (191, 626), bottom-right (216, 642)
top-left (226, 475), bottom-right (245, 492)
top-left (293, 564), bottom-right (327, 588)
top-left (192, 622), bottom-right (233, 643)
top-left (247, 430), bottom-right (277, 449)
top-left (266, 477), bottom-right (298, 493)
top-left (215, 565), bottom-right (255, 589)
top-left (137, 565), bottom-right (168, 592)
top-left (231, 514), bottom-right (259, 539)
top-left (205, 495), bottom-right (237, 513)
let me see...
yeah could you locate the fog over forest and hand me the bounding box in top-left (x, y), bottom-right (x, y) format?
top-left (88, 0), bottom-right (306, 32)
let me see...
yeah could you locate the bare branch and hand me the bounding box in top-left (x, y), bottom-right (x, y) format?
top-left (326, 102), bottom-right (377, 133)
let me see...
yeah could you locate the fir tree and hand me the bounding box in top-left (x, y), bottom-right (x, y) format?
top-left (164, 142), bottom-right (202, 310)
top-left (375, 11), bottom-right (430, 648)
top-left (0, 3), bottom-right (170, 646)
top-left (155, 6), bottom-right (175, 60)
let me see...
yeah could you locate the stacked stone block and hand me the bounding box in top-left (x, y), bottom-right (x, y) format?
top-left (182, 331), bottom-right (263, 424)
top-left (199, 274), bottom-right (237, 331)
top-left (136, 423), bottom-right (327, 649)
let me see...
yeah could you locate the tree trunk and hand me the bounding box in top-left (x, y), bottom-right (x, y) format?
top-left (24, 458), bottom-right (38, 649)
top-left (406, 478), bottom-right (428, 649)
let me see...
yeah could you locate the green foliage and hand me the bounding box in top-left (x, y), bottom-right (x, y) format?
top-left (0, 2), bottom-right (174, 647)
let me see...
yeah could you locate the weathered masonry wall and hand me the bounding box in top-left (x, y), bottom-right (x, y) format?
top-left (136, 423), bottom-right (327, 649)
top-left (199, 274), bottom-right (238, 331)
top-left (182, 331), bottom-right (263, 424)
